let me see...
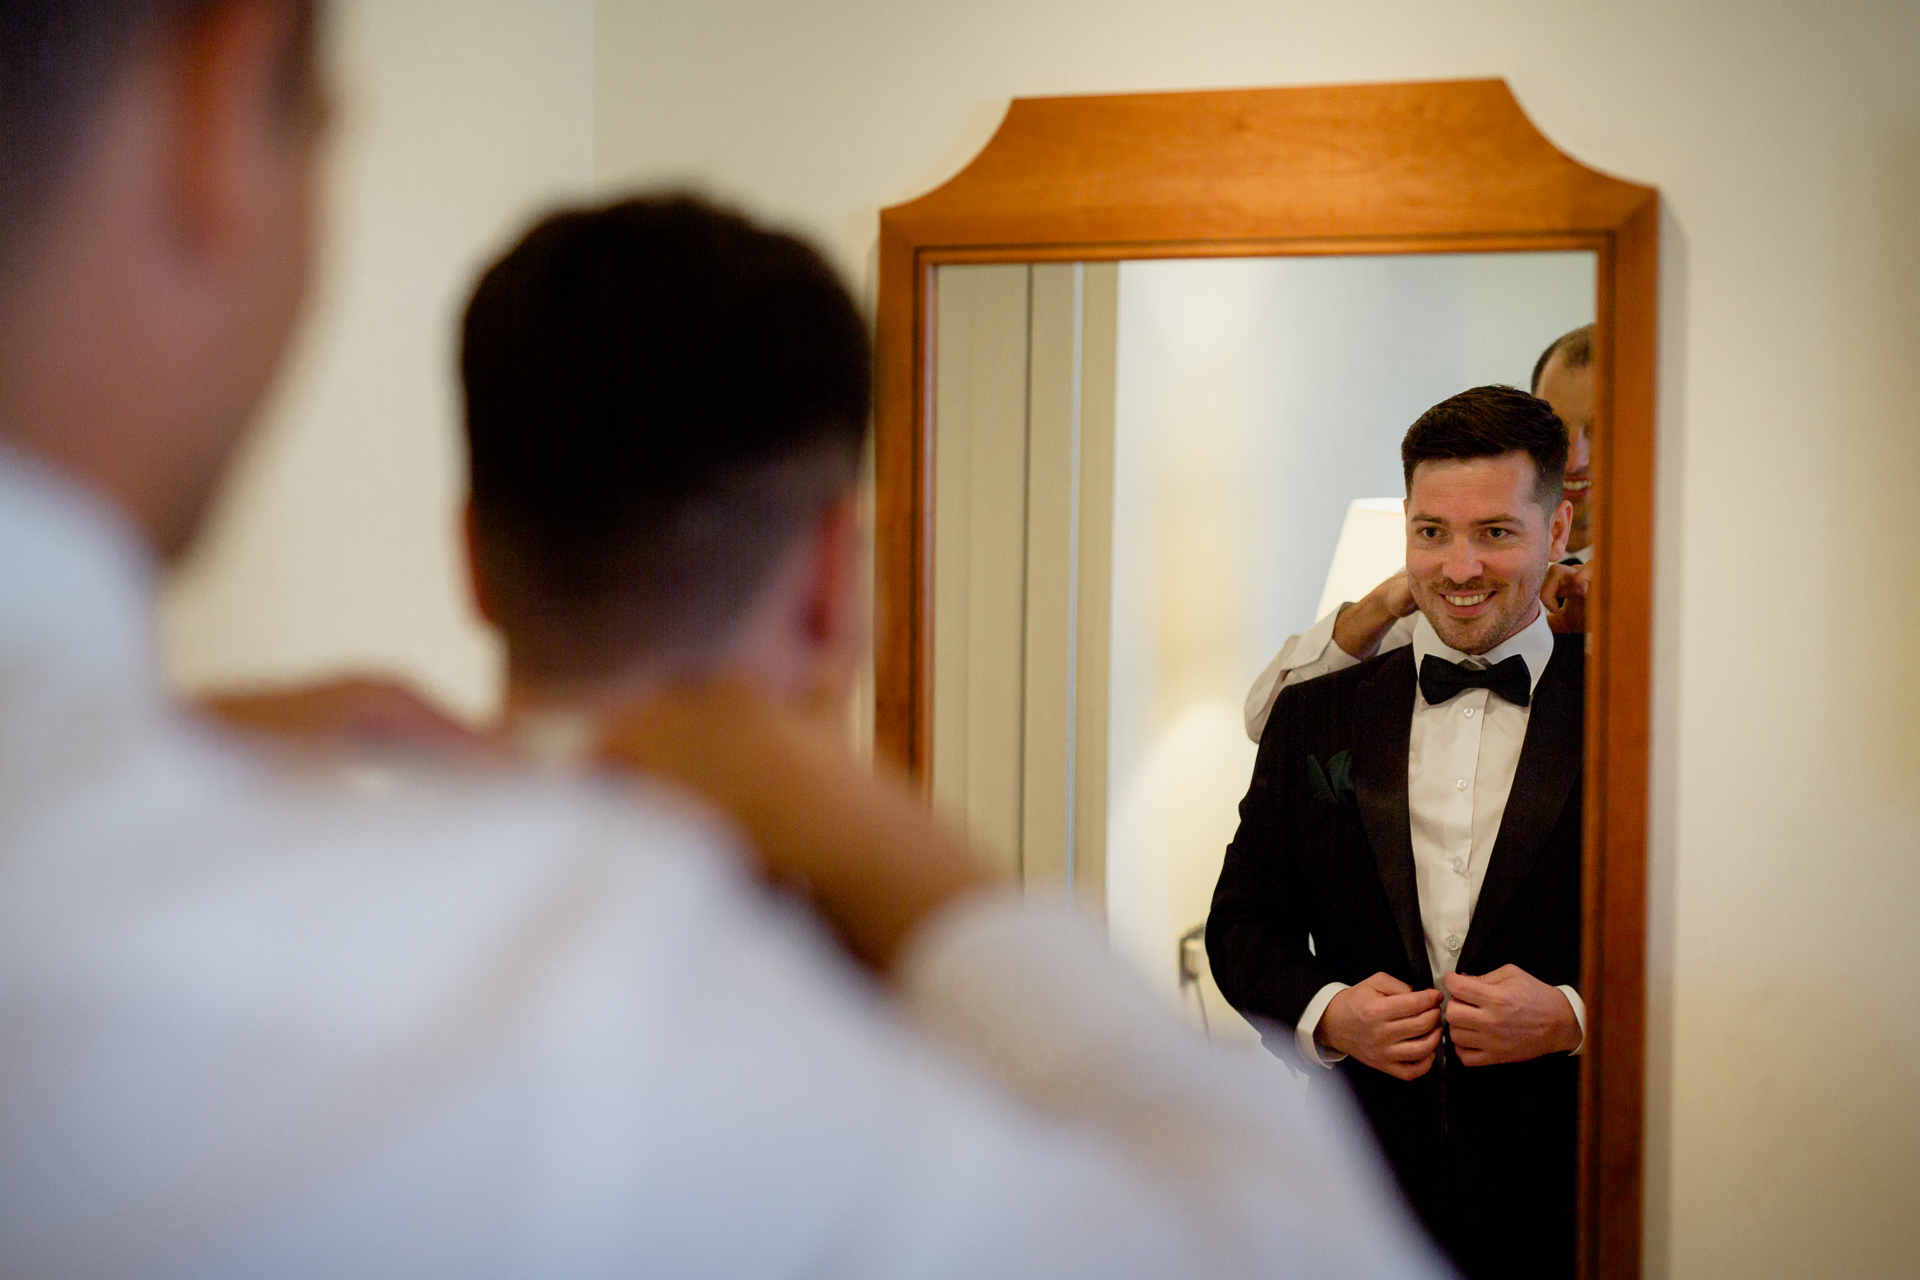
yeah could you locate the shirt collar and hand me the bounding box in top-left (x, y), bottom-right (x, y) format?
top-left (1411, 603), bottom-right (1556, 697)
top-left (1569, 543), bottom-right (1595, 564)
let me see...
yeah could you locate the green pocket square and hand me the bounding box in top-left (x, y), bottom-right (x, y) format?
top-left (1306, 750), bottom-right (1356, 804)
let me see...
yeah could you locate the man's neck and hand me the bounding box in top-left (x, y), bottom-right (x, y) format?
top-left (1412, 605), bottom-right (1555, 693)
top-left (500, 665), bottom-right (666, 768)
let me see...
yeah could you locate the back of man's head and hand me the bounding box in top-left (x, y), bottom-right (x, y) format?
top-left (1529, 323), bottom-right (1593, 396)
top-left (1401, 384), bottom-right (1569, 514)
top-left (462, 195), bottom-right (870, 687)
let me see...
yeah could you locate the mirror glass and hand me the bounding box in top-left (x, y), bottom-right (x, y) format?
top-left (928, 248), bottom-right (1595, 1041)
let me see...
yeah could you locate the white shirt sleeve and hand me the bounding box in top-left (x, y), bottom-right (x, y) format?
top-left (1291, 981), bottom-right (1352, 1068)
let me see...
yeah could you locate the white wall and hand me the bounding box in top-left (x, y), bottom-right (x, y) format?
top-left (592, 2), bottom-right (1920, 1275)
top-left (161, 0), bottom-right (596, 719)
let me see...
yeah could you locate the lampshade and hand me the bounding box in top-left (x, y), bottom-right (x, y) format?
top-left (1314, 498), bottom-right (1407, 621)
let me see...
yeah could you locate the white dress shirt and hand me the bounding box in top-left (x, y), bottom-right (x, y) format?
top-left (1275, 609), bottom-right (1586, 1068)
top-left (0, 448), bottom-right (1447, 1279)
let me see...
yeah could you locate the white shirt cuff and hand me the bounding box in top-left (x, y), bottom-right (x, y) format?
top-left (1244, 607), bottom-right (1354, 742)
top-left (1557, 984), bottom-right (1587, 1055)
top-left (1295, 981), bottom-right (1351, 1068)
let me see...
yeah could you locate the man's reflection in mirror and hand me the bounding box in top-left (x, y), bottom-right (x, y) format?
top-left (1244, 324), bottom-right (1595, 742)
top-left (1533, 324), bottom-right (1595, 564)
top-left (1209, 386), bottom-right (1584, 1280)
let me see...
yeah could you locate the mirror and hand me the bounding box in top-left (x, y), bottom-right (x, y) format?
top-left (874, 81), bottom-right (1656, 1279)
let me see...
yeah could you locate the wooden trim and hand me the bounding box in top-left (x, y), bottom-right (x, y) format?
top-left (917, 230), bottom-right (1615, 266)
top-left (1579, 193), bottom-right (1658, 1280)
top-left (874, 79), bottom-right (1656, 1277)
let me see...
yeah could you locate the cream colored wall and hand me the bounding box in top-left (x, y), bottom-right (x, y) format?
top-left (594, 1), bottom-right (1920, 1274)
top-left (161, 0), bottom-right (596, 719)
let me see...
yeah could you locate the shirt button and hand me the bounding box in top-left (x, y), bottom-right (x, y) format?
top-left (1452, 857), bottom-right (1466, 874)
top-left (1455, 778), bottom-right (1468, 792)
top-left (1446, 934), bottom-right (1461, 953)
top-left (1463, 706), bottom-right (1476, 718)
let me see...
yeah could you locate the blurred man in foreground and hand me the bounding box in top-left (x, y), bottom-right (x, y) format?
top-left (0, 3), bottom-right (1446, 1275)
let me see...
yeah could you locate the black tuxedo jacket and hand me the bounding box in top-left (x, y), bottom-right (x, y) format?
top-left (1208, 632), bottom-right (1585, 1280)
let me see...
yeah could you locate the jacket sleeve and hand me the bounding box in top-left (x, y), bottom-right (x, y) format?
top-left (1207, 684), bottom-right (1339, 1032)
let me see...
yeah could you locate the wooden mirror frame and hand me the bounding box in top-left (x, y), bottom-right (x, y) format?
top-left (873, 79), bottom-right (1655, 1279)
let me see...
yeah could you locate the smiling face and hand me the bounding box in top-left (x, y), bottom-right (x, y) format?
top-left (1534, 350), bottom-right (1594, 553)
top-left (1406, 451), bottom-right (1572, 654)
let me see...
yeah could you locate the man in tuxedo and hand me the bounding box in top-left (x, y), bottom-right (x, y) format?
top-left (1209, 384), bottom-right (1585, 1280)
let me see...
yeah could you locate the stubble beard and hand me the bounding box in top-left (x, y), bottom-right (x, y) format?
top-left (1414, 569), bottom-right (1545, 655)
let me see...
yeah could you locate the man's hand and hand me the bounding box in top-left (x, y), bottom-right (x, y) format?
top-left (595, 677), bottom-right (994, 974)
top-left (1317, 972), bottom-right (1444, 1080)
top-left (199, 676), bottom-right (492, 755)
top-left (1442, 965), bottom-right (1581, 1065)
top-left (1541, 561), bottom-right (1592, 634)
top-left (1331, 570), bottom-right (1420, 660)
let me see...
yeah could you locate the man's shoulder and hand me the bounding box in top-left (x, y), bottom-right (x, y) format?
top-left (1262, 644), bottom-right (1410, 750)
top-left (1546, 629), bottom-right (1587, 696)
top-left (9, 719), bottom-right (754, 965)
top-left (1277, 642), bottom-right (1410, 710)
top-left (271, 750), bottom-right (748, 900)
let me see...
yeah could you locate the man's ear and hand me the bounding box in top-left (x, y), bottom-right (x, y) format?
top-left (793, 491), bottom-right (865, 710)
top-left (1548, 497), bottom-right (1573, 561)
top-left (724, 488), bottom-right (865, 708)
top-left (169, 0), bottom-right (307, 259)
top-left (803, 491), bottom-right (864, 652)
top-left (462, 500), bottom-right (500, 627)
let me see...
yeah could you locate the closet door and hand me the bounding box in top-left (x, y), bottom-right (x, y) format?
top-left (929, 262), bottom-right (1116, 910)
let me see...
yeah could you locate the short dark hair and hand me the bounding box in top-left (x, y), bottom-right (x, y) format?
top-left (0, 1), bottom-right (320, 275)
top-left (462, 193), bottom-right (870, 683)
top-left (1529, 323), bottom-right (1594, 395)
top-left (1401, 385), bottom-right (1568, 514)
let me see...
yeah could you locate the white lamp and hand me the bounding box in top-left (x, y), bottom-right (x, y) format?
top-left (1314, 498), bottom-right (1407, 620)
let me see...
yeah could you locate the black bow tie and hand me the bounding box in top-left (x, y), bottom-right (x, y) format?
top-left (1418, 653), bottom-right (1533, 708)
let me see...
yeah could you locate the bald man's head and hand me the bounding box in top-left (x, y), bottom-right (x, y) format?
top-left (1531, 324), bottom-right (1595, 553)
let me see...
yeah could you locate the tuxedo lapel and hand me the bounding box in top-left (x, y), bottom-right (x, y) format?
top-left (1352, 648), bottom-right (1433, 989)
top-left (1459, 634), bottom-right (1583, 974)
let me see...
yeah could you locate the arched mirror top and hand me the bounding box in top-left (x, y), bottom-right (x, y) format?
top-left (879, 79), bottom-right (1655, 252)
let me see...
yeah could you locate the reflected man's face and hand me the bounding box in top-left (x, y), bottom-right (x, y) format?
top-left (1406, 452), bottom-right (1571, 654)
top-left (1534, 354), bottom-right (1594, 553)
